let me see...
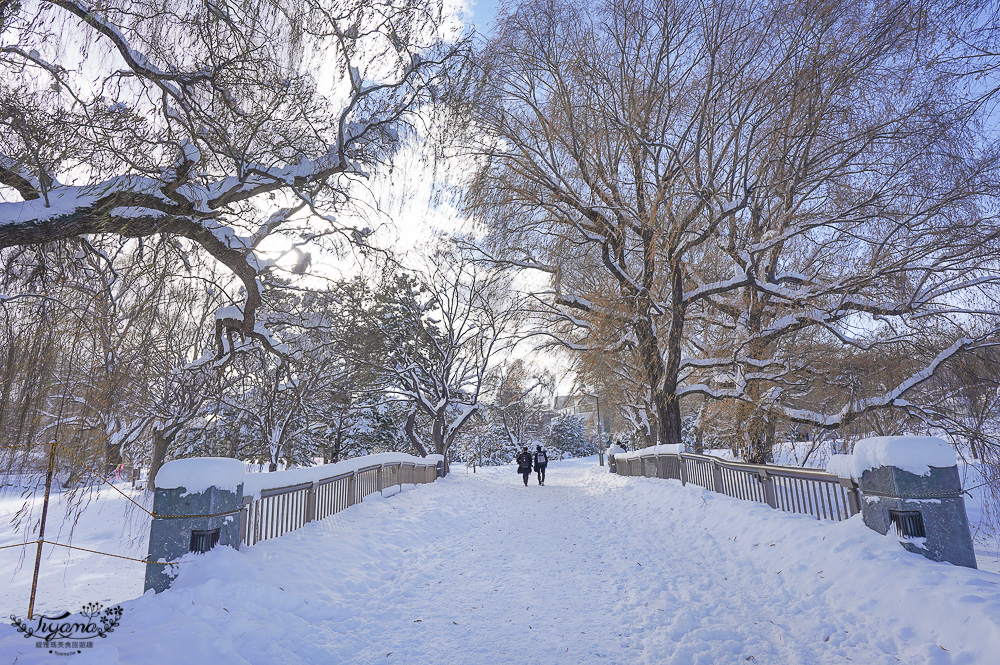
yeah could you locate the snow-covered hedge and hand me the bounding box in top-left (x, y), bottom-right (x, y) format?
top-left (156, 453), bottom-right (442, 499)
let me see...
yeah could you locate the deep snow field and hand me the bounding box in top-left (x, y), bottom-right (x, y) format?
top-left (2, 458), bottom-right (1000, 664)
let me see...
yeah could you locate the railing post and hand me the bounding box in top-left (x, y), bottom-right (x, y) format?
top-left (654, 455), bottom-right (664, 479)
top-left (840, 477), bottom-right (862, 516)
top-left (239, 495), bottom-right (252, 546)
top-left (305, 481), bottom-right (317, 523)
top-left (712, 460), bottom-right (724, 494)
top-left (347, 470), bottom-right (357, 506)
top-left (678, 455), bottom-right (688, 486)
top-left (378, 465), bottom-right (384, 493)
top-left (760, 470), bottom-right (777, 508)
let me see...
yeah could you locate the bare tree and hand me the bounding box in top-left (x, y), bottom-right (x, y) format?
top-left (492, 359), bottom-right (551, 448)
top-left (0, 235), bottom-right (227, 488)
top-left (463, 0), bottom-right (1000, 459)
top-left (372, 243), bottom-right (523, 472)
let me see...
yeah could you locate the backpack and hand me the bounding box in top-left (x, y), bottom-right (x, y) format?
top-left (536, 451), bottom-right (547, 464)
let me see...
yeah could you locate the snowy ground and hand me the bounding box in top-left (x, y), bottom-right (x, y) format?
top-left (3, 458), bottom-right (1000, 664)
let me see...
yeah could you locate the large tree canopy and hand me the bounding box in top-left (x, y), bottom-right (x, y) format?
top-left (464, 0), bottom-right (1000, 459)
top-left (0, 0), bottom-right (467, 354)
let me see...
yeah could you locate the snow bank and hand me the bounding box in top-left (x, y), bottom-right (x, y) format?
top-left (615, 443), bottom-right (684, 461)
top-left (155, 458), bottom-right (245, 495)
top-left (157, 453), bottom-right (439, 499)
top-left (826, 436), bottom-right (957, 480)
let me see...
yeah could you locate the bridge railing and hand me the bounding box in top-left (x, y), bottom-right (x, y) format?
top-left (241, 459), bottom-right (439, 547)
top-left (615, 449), bottom-right (862, 521)
top-left (147, 453), bottom-right (443, 592)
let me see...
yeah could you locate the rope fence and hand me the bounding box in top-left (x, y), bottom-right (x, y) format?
top-left (2, 439), bottom-right (172, 618)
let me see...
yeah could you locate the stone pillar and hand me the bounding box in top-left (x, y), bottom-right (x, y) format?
top-left (858, 464), bottom-right (977, 569)
top-left (144, 482), bottom-right (245, 593)
top-left (607, 444), bottom-right (624, 474)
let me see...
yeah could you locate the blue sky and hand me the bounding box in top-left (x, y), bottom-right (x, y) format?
top-left (468, 0), bottom-right (502, 33)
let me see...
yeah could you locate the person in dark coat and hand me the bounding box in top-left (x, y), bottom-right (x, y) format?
top-left (534, 445), bottom-right (548, 485)
top-left (516, 446), bottom-right (532, 486)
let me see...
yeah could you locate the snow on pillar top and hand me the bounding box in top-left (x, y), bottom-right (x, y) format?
top-left (826, 436), bottom-right (956, 480)
top-left (154, 457), bottom-right (246, 496)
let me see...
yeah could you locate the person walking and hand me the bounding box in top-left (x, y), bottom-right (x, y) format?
top-left (534, 445), bottom-right (548, 486)
top-left (516, 446), bottom-right (533, 486)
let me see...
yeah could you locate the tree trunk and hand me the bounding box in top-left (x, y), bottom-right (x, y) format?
top-left (433, 415), bottom-right (449, 475)
top-left (148, 428), bottom-right (171, 491)
top-left (651, 262), bottom-right (685, 447)
top-left (332, 420), bottom-right (345, 464)
top-left (737, 331), bottom-right (777, 464)
top-left (657, 394), bottom-right (683, 447)
top-left (635, 319), bottom-right (671, 447)
top-left (403, 411), bottom-right (429, 458)
top-left (736, 399), bottom-right (775, 464)
top-left (106, 442), bottom-right (122, 477)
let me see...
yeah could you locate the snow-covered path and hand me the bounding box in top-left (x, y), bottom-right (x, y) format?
top-left (3, 458), bottom-right (1000, 664)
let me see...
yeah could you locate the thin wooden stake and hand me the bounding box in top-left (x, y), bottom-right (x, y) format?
top-left (28, 441), bottom-right (57, 619)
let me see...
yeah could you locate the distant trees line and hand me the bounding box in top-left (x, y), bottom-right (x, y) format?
top-left (4, 0), bottom-right (1000, 498)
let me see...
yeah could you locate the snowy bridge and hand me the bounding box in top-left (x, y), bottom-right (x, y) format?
top-left (3, 458), bottom-right (1000, 664)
